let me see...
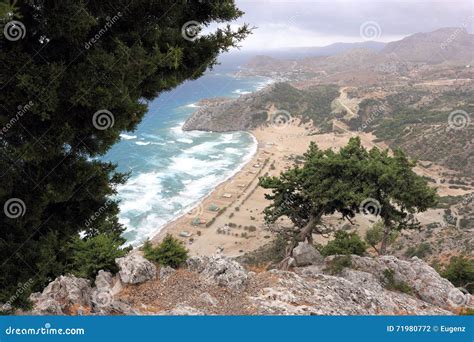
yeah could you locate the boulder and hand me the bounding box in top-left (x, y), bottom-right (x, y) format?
top-left (347, 255), bottom-right (461, 308)
top-left (29, 275), bottom-right (92, 315)
top-left (250, 268), bottom-right (452, 315)
top-left (95, 270), bottom-right (114, 291)
top-left (292, 242), bottom-right (323, 266)
top-left (187, 256), bottom-right (248, 290)
top-left (159, 266), bottom-right (175, 282)
top-left (116, 254), bottom-right (156, 284)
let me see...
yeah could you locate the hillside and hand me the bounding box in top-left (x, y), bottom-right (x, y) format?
top-left (183, 83), bottom-right (340, 132)
top-left (381, 28), bottom-right (474, 63)
top-left (27, 253), bottom-right (469, 315)
top-left (240, 27), bottom-right (474, 84)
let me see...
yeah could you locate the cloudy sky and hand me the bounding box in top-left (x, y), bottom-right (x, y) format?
top-left (216, 0), bottom-right (474, 50)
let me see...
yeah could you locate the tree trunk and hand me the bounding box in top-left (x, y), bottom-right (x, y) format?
top-left (379, 223), bottom-right (392, 255)
top-left (279, 214), bottom-right (320, 269)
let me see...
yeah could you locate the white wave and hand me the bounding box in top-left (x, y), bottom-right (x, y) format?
top-left (182, 141), bottom-right (221, 154)
top-left (255, 78), bottom-right (275, 91)
top-left (168, 155), bottom-right (230, 176)
top-left (177, 138), bottom-right (194, 144)
top-left (117, 172), bottom-right (163, 214)
top-left (135, 141), bottom-right (151, 146)
top-left (170, 121), bottom-right (185, 134)
top-left (120, 133), bottom-right (137, 140)
top-left (120, 132), bottom-right (259, 247)
top-left (233, 89), bottom-right (251, 95)
top-left (185, 102), bottom-right (200, 108)
top-left (208, 154), bottom-right (224, 159)
top-left (220, 133), bottom-right (236, 142)
top-left (224, 147), bottom-right (243, 155)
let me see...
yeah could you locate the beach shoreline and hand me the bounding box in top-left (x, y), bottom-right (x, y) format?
top-left (150, 118), bottom-right (469, 257)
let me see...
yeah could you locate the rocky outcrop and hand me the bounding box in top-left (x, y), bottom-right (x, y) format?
top-left (187, 255), bottom-right (249, 290)
top-left (116, 254), bottom-right (157, 284)
top-left (30, 271), bottom-right (136, 315)
top-left (159, 266), bottom-right (175, 282)
top-left (182, 89), bottom-right (271, 132)
top-left (28, 254), bottom-right (466, 316)
top-left (251, 268), bottom-right (451, 315)
top-left (29, 275), bottom-right (92, 315)
top-left (346, 255), bottom-right (463, 308)
top-left (292, 242), bottom-right (323, 266)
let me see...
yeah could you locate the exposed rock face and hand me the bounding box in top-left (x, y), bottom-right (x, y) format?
top-left (29, 275), bottom-right (92, 315)
top-left (30, 271), bottom-right (135, 315)
top-left (347, 255), bottom-right (461, 308)
top-left (251, 268), bottom-right (451, 315)
top-left (28, 254), bottom-right (463, 316)
top-left (292, 242), bottom-right (323, 266)
top-left (182, 89), bottom-right (271, 132)
top-left (187, 255), bottom-right (249, 290)
top-left (116, 254), bottom-right (157, 284)
top-left (159, 266), bottom-right (175, 282)
top-left (90, 270), bottom-right (135, 315)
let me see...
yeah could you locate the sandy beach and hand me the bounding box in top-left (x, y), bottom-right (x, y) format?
top-left (151, 116), bottom-right (472, 257)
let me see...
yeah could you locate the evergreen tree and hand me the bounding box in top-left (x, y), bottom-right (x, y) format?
top-left (0, 0), bottom-right (249, 307)
top-left (260, 138), bottom-right (437, 265)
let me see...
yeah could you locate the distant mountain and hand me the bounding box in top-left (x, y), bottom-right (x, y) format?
top-left (242, 27), bottom-right (474, 80)
top-left (255, 41), bottom-right (386, 59)
top-left (381, 27), bottom-right (474, 63)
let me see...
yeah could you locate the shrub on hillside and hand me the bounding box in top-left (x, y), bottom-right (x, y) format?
top-left (66, 234), bottom-right (130, 280)
top-left (364, 221), bottom-right (398, 255)
top-left (320, 231), bottom-right (367, 257)
top-left (441, 256), bottom-right (474, 294)
top-left (324, 255), bottom-right (352, 275)
top-left (404, 243), bottom-right (432, 259)
top-left (143, 235), bottom-right (188, 268)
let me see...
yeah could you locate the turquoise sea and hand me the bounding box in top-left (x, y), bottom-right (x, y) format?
top-left (103, 61), bottom-right (271, 245)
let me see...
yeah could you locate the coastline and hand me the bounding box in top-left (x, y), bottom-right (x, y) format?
top-left (147, 130), bottom-right (259, 246)
top-left (150, 117), bottom-right (372, 256)
top-left (150, 119), bottom-right (468, 257)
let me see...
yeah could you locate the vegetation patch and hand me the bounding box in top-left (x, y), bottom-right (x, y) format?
top-left (142, 234), bottom-right (189, 268)
top-left (381, 269), bottom-right (414, 294)
top-left (321, 231), bottom-right (367, 257)
top-left (324, 255), bottom-right (353, 275)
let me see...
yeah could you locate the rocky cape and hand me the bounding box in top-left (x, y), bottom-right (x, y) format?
top-left (182, 88), bottom-right (272, 132)
top-left (22, 245), bottom-right (470, 315)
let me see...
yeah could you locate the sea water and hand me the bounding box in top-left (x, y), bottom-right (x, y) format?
top-left (103, 62), bottom-right (272, 245)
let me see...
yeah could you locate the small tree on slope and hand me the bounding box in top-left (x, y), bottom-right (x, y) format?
top-left (260, 137), bottom-right (437, 266)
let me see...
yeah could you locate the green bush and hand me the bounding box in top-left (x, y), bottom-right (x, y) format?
top-left (404, 243), bottom-right (432, 259)
top-left (364, 221), bottom-right (397, 254)
top-left (382, 269), bottom-right (413, 294)
top-left (66, 234), bottom-right (130, 280)
top-left (321, 231), bottom-right (366, 256)
top-left (143, 235), bottom-right (188, 268)
top-left (441, 256), bottom-right (474, 294)
top-left (324, 255), bottom-right (352, 275)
